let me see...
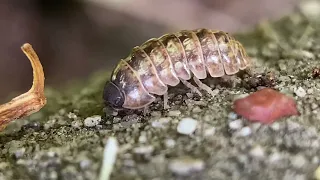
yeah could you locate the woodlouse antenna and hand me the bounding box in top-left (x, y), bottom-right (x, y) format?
top-left (0, 43), bottom-right (46, 131)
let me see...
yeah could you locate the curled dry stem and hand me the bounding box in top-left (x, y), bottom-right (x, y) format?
top-left (0, 43), bottom-right (46, 131)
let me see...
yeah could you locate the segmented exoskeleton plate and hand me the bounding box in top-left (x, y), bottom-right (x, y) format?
top-left (103, 28), bottom-right (251, 110)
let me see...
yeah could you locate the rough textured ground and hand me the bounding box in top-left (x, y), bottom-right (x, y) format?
top-left (0, 10), bottom-right (320, 180)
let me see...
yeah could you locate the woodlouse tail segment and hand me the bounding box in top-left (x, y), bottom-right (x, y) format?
top-left (195, 28), bottom-right (225, 77)
top-left (235, 41), bottom-right (251, 70)
top-left (176, 30), bottom-right (207, 80)
top-left (213, 31), bottom-right (240, 75)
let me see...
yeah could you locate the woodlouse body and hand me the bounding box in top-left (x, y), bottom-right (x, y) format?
top-left (103, 28), bottom-right (251, 110)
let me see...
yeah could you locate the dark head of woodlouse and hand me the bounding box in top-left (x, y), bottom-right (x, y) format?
top-left (103, 81), bottom-right (125, 110)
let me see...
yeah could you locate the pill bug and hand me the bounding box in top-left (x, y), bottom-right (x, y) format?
top-left (103, 28), bottom-right (251, 110)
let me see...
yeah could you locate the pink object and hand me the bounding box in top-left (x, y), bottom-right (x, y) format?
top-left (233, 88), bottom-right (300, 124)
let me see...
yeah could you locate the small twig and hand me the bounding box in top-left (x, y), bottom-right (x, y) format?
top-left (99, 137), bottom-right (119, 180)
top-left (0, 43), bottom-right (46, 131)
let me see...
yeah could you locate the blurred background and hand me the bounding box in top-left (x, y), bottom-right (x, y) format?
top-left (0, 0), bottom-right (301, 102)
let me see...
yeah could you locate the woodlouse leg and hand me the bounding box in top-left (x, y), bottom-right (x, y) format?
top-left (180, 79), bottom-right (202, 97)
top-left (0, 43), bottom-right (46, 131)
top-left (163, 92), bottom-right (169, 109)
top-left (193, 77), bottom-right (217, 97)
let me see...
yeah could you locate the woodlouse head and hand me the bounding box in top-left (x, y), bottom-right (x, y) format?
top-left (103, 82), bottom-right (125, 110)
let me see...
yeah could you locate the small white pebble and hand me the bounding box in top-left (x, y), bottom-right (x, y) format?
top-left (307, 88), bottom-right (314, 94)
top-left (237, 126), bottom-right (252, 136)
top-left (111, 111), bottom-right (118, 116)
top-left (112, 117), bottom-right (121, 124)
top-left (165, 139), bottom-right (176, 148)
top-left (229, 119), bottom-right (243, 130)
top-left (268, 152), bottom-right (282, 164)
top-left (294, 87), bottom-right (307, 97)
top-left (228, 112), bottom-right (238, 120)
top-left (58, 109), bottom-right (66, 115)
top-left (300, 0), bottom-right (320, 21)
top-left (192, 106), bottom-right (202, 113)
top-left (138, 135), bottom-right (147, 143)
top-left (14, 148), bottom-right (26, 158)
top-left (270, 122), bottom-right (280, 131)
top-left (133, 145), bottom-right (154, 154)
top-left (168, 157), bottom-right (204, 175)
top-left (314, 166), bottom-right (320, 180)
top-left (291, 154), bottom-right (307, 168)
top-left (279, 63), bottom-right (287, 71)
top-left (80, 159), bottom-right (91, 170)
top-left (67, 112), bottom-right (77, 119)
top-left (204, 127), bottom-right (216, 137)
top-left (84, 115), bottom-right (101, 127)
top-left (123, 159), bottom-right (135, 167)
top-left (151, 117), bottom-right (171, 128)
top-left (311, 103), bottom-right (318, 110)
top-left (71, 120), bottom-right (83, 129)
top-left (177, 118), bottom-right (198, 135)
top-left (168, 110), bottom-right (181, 117)
top-left (312, 156), bottom-right (319, 164)
top-left (150, 111), bottom-right (161, 117)
top-left (249, 145), bottom-right (265, 159)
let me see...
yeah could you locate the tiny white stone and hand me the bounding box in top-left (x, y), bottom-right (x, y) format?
top-left (138, 135), bottom-right (147, 143)
top-left (133, 145), bottom-right (154, 154)
top-left (228, 112), bottom-right (238, 120)
top-left (204, 127), bottom-right (216, 137)
top-left (229, 119), bottom-right (243, 130)
top-left (300, 0), bottom-right (320, 20)
top-left (307, 88), bottom-right (314, 94)
top-left (311, 103), bottom-right (318, 110)
top-left (312, 156), bottom-right (319, 164)
top-left (71, 120), bottom-right (83, 129)
top-left (67, 112), bottom-right (77, 119)
top-left (150, 111), bottom-right (161, 117)
top-left (237, 126), bottom-right (252, 136)
top-left (165, 139), bottom-right (176, 148)
top-left (80, 159), bottom-right (91, 169)
top-left (168, 157), bottom-right (204, 175)
top-left (295, 87), bottom-right (307, 97)
top-left (14, 148), bottom-right (26, 158)
top-left (151, 117), bottom-right (171, 128)
top-left (168, 110), bottom-right (181, 117)
top-left (268, 152), bottom-right (282, 163)
top-left (270, 122), bottom-right (280, 131)
top-left (192, 106), bottom-right (202, 113)
top-left (177, 118), bottom-right (198, 135)
top-left (249, 145), bottom-right (265, 158)
top-left (291, 154), bottom-right (307, 168)
top-left (84, 115), bottom-right (101, 127)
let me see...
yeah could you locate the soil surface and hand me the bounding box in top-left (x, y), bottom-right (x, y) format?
top-left (0, 10), bottom-right (320, 180)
